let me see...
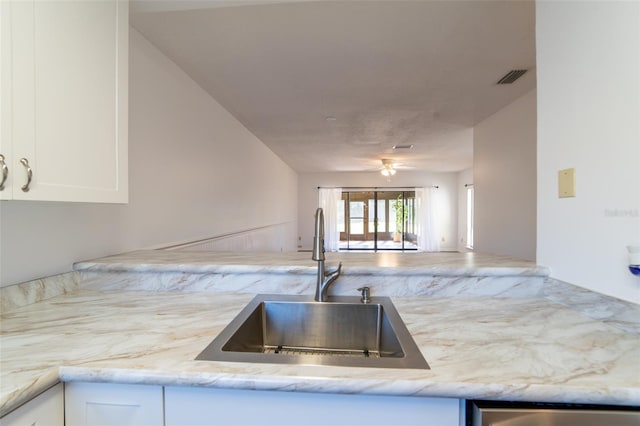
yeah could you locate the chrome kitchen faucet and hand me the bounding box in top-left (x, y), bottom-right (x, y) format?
top-left (312, 208), bottom-right (342, 302)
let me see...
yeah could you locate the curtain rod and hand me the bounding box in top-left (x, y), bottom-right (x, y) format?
top-left (464, 184), bottom-right (474, 187)
top-left (318, 186), bottom-right (439, 190)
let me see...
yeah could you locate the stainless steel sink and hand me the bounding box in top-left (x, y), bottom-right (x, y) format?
top-left (196, 294), bottom-right (429, 369)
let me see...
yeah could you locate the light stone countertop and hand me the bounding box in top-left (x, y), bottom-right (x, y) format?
top-left (1, 288), bottom-right (639, 417)
top-left (73, 250), bottom-right (550, 277)
top-left (1, 251), bottom-right (638, 417)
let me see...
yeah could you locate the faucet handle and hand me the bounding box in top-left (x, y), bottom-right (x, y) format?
top-left (357, 287), bottom-right (371, 304)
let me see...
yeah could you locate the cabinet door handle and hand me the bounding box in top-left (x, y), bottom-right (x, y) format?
top-left (20, 158), bottom-right (32, 192)
top-left (0, 154), bottom-right (7, 191)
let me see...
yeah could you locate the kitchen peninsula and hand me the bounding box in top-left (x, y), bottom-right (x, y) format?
top-left (1, 251), bottom-right (638, 422)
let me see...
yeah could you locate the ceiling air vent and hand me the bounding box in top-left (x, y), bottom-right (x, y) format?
top-left (496, 69), bottom-right (528, 85)
top-left (393, 144), bottom-right (414, 150)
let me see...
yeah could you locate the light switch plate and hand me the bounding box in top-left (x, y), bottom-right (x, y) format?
top-left (558, 168), bottom-right (576, 198)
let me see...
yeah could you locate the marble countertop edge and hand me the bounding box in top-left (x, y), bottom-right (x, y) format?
top-left (56, 366), bottom-right (638, 407)
top-left (6, 365), bottom-right (632, 418)
top-left (0, 368), bottom-right (60, 418)
top-left (71, 250), bottom-right (550, 277)
top-left (72, 262), bottom-right (550, 277)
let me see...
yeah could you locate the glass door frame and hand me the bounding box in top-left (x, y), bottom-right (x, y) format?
top-left (339, 190), bottom-right (417, 251)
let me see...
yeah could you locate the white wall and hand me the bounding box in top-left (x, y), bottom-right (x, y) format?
top-left (536, 1), bottom-right (639, 303)
top-left (457, 168), bottom-right (473, 252)
top-left (0, 28), bottom-right (298, 287)
top-left (474, 89), bottom-right (537, 261)
top-left (297, 171), bottom-right (458, 251)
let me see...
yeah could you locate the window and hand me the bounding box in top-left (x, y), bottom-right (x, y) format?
top-left (466, 186), bottom-right (474, 249)
top-left (377, 199), bottom-right (386, 232)
top-left (337, 199), bottom-right (345, 233)
top-left (338, 190), bottom-right (416, 251)
top-left (406, 197), bottom-right (415, 234)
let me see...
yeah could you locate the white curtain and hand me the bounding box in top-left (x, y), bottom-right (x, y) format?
top-left (318, 187), bottom-right (342, 252)
top-left (415, 187), bottom-right (440, 252)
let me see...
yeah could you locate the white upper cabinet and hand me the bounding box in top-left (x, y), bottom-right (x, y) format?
top-left (0, 0), bottom-right (13, 200)
top-left (0, 0), bottom-right (128, 203)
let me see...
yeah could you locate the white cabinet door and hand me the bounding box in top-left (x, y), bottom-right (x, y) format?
top-left (1, 0), bottom-right (128, 203)
top-left (165, 386), bottom-right (460, 426)
top-left (65, 382), bottom-right (163, 426)
top-left (0, 383), bottom-right (64, 426)
top-left (0, 0), bottom-right (13, 200)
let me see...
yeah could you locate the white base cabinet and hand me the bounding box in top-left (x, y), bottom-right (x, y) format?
top-left (0, 383), bottom-right (63, 426)
top-left (60, 382), bottom-right (460, 426)
top-left (65, 382), bottom-right (163, 426)
top-left (165, 386), bottom-right (460, 426)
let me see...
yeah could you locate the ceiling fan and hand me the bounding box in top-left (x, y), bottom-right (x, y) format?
top-left (378, 159), bottom-right (415, 181)
top-left (357, 157), bottom-right (414, 179)
top-left (380, 159), bottom-right (397, 178)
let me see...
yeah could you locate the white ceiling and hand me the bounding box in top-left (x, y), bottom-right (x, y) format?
top-left (130, 0), bottom-right (536, 173)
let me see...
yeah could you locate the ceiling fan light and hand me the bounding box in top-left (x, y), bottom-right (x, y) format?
top-left (380, 159), bottom-right (397, 178)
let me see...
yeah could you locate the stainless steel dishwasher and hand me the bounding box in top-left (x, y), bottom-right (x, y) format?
top-left (468, 401), bottom-right (640, 426)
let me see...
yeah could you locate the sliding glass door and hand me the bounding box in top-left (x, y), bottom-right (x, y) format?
top-left (339, 190), bottom-right (417, 251)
